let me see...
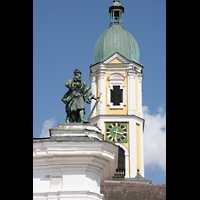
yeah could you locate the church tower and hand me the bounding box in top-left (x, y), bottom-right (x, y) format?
top-left (89, 0), bottom-right (145, 179)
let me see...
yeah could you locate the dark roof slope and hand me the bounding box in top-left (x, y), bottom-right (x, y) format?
top-left (101, 181), bottom-right (166, 200)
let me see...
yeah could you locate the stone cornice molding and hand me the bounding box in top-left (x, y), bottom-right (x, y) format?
top-left (33, 190), bottom-right (104, 199)
top-left (48, 124), bottom-right (104, 141)
top-left (33, 141), bottom-right (118, 159)
top-left (89, 114), bottom-right (145, 124)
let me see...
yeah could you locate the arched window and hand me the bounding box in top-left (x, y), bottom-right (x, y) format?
top-left (112, 143), bottom-right (129, 179)
top-left (113, 146), bottom-right (125, 178)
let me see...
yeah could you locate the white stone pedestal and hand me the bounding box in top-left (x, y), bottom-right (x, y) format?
top-left (33, 124), bottom-right (118, 200)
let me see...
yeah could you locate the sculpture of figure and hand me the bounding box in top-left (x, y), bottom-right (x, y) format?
top-left (61, 69), bottom-right (95, 124)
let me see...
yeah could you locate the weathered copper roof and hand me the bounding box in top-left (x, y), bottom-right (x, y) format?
top-left (93, 25), bottom-right (140, 64)
top-left (93, 0), bottom-right (140, 64)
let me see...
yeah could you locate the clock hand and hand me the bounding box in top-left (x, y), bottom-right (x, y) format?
top-left (114, 128), bottom-right (123, 135)
top-left (114, 128), bottom-right (118, 141)
top-left (115, 135), bottom-right (117, 142)
top-left (113, 128), bottom-right (123, 142)
top-left (114, 128), bottom-right (118, 134)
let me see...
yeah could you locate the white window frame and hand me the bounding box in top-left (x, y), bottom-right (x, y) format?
top-left (107, 73), bottom-right (126, 109)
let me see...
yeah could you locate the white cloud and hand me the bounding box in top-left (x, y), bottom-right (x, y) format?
top-left (143, 105), bottom-right (166, 171)
top-left (39, 118), bottom-right (56, 138)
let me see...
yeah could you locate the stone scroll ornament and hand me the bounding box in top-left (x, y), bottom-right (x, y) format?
top-left (61, 69), bottom-right (101, 124)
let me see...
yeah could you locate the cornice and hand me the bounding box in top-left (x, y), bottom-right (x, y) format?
top-left (33, 190), bottom-right (104, 199)
top-left (33, 140), bottom-right (118, 158)
top-left (89, 114), bottom-right (145, 123)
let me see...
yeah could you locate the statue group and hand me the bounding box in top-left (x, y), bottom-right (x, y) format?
top-left (61, 69), bottom-right (95, 124)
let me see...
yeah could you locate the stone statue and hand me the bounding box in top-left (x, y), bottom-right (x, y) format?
top-left (61, 69), bottom-right (95, 124)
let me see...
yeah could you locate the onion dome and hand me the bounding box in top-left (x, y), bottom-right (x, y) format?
top-left (93, 0), bottom-right (140, 64)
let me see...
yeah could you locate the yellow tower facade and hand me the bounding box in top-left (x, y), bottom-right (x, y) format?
top-left (89, 0), bottom-right (145, 179)
top-left (89, 53), bottom-right (144, 178)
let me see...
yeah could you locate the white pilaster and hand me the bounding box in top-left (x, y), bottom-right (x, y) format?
top-left (125, 154), bottom-right (130, 178)
top-left (138, 75), bottom-right (143, 118)
top-left (129, 121), bottom-right (137, 178)
top-left (98, 118), bottom-right (105, 135)
top-left (140, 121), bottom-right (144, 177)
top-left (127, 69), bottom-right (136, 115)
top-left (97, 68), bottom-right (106, 115)
top-left (90, 75), bottom-right (96, 118)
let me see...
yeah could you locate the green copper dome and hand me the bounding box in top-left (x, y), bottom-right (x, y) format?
top-left (93, 0), bottom-right (140, 64)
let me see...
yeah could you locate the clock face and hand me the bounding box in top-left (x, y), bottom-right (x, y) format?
top-left (105, 122), bottom-right (128, 143)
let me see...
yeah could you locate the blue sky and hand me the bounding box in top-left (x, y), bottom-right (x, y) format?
top-left (33, 0), bottom-right (166, 184)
